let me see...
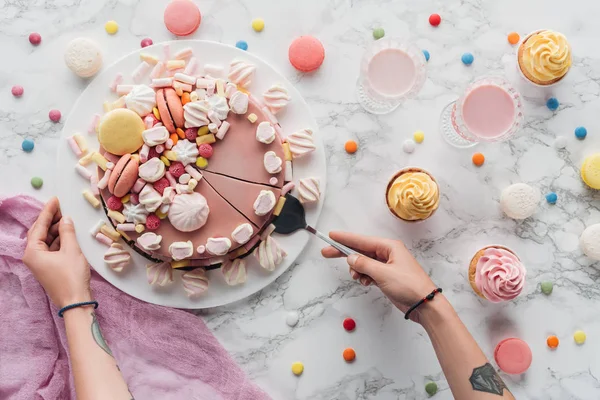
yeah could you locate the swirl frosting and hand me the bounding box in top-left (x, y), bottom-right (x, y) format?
top-left (168, 193), bottom-right (210, 232)
top-left (207, 95), bottom-right (230, 120)
top-left (474, 247), bottom-right (526, 302)
top-left (183, 101), bottom-right (210, 128)
top-left (520, 30), bottom-right (572, 84)
top-left (123, 202), bottom-right (148, 224)
top-left (222, 258), bottom-right (247, 286)
top-left (146, 262), bottom-right (173, 286)
top-left (171, 139), bottom-right (199, 166)
top-left (253, 236), bottom-right (286, 271)
top-left (228, 59), bottom-right (256, 88)
top-left (298, 177), bottom-right (320, 204)
top-left (103, 243), bottom-right (131, 272)
top-left (386, 171), bottom-right (439, 221)
top-left (181, 269), bottom-right (209, 297)
top-left (286, 129), bottom-right (316, 158)
top-left (125, 85), bottom-right (156, 117)
top-left (263, 84), bottom-right (290, 115)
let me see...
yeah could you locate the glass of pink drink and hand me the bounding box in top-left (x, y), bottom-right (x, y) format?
top-left (440, 76), bottom-right (524, 148)
top-left (357, 38), bottom-right (427, 114)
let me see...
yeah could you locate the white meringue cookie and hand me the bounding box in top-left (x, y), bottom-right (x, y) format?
top-left (263, 151), bottom-right (282, 174)
top-left (256, 121), bottom-right (276, 144)
top-left (171, 139), bottom-right (199, 166)
top-left (183, 101), bottom-right (210, 128)
top-left (228, 59), bottom-right (256, 88)
top-left (123, 202), bottom-right (149, 224)
top-left (298, 177), bottom-right (321, 204)
top-left (222, 258), bottom-right (247, 286)
top-left (253, 236), bottom-right (286, 271)
top-left (207, 95), bottom-right (230, 120)
top-left (581, 224), bottom-right (600, 261)
top-left (229, 91), bottom-right (249, 114)
top-left (168, 193), bottom-right (210, 232)
top-left (286, 129), bottom-right (316, 158)
top-left (263, 84), bottom-right (290, 115)
top-left (146, 262), bottom-right (173, 286)
top-left (142, 126), bottom-right (169, 146)
top-left (138, 157), bottom-right (165, 183)
top-left (103, 243), bottom-right (131, 272)
top-left (232, 223), bottom-right (254, 244)
top-left (169, 240), bottom-right (194, 261)
top-left (206, 237), bottom-right (232, 256)
top-left (181, 269), bottom-right (209, 297)
top-left (125, 85), bottom-right (156, 117)
top-left (253, 190), bottom-right (276, 216)
top-left (500, 183), bottom-right (540, 220)
top-left (139, 184), bottom-right (162, 212)
top-left (137, 232), bottom-right (162, 251)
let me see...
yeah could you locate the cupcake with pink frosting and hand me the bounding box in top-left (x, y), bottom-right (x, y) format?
top-left (468, 246), bottom-right (526, 303)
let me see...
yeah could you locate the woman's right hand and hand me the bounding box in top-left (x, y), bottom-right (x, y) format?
top-left (321, 231), bottom-right (437, 321)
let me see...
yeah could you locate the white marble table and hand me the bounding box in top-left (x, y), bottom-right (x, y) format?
top-left (2, 0), bottom-right (600, 398)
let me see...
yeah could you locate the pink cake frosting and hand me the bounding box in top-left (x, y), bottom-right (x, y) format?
top-left (474, 247), bottom-right (526, 302)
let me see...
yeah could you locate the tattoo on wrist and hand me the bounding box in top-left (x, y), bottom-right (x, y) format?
top-left (469, 363), bottom-right (508, 396)
top-left (91, 312), bottom-right (113, 357)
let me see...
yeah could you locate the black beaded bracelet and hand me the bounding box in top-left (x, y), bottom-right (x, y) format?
top-left (404, 288), bottom-right (442, 320)
top-left (58, 301), bottom-right (99, 318)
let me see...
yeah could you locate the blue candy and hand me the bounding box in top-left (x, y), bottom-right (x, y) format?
top-left (422, 50), bottom-right (430, 62)
top-left (545, 192), bottom-right (558, 204)
top-left (461, 52), bottom-right (474, 65)
top-left (235, 40), bottom-right (248, 51)
top-left (22, 139), bottom-right (34, 152)
top-left (575, 126), bottom-right (587, 139)
top-left (546, 97), bottom-right (559, 111)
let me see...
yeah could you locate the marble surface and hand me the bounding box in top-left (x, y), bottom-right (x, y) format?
top-left (2, 0), bottom-right (600, 398)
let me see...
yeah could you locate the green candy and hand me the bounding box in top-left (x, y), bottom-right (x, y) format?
top-left (541, 281), bottom-right (553, 295)
top-left (373, 28), bottom-right (385, 40)
top-left (31, 176), bottom-right (43, 189)
top-left (425, 381), bottom-right (438, 396)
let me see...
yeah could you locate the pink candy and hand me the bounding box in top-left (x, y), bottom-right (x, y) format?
top-left (11, 85), bottom-right (24, 97)
top-left (117, 223), bottom-right (136, 231)
top-left (282, 182), bottom-right (295, 196)
top-left (216, 121), bottom-right (230, 140)
top-left (109, 73), bottom-right (123, 92)
top-left (49, 109), bottom-right (61, 122)
top-left (95, 232), bottom-right (113, 246)
top-left (89, 174), bottom-right (100, 196)
top-left (103, 151), bottom-right (120, 164)
top-left (29, 32), bottom-right (42, 45)
top-left (150, 62), bottom-right (165, 80)
top-left (141, 38), bottom-right (153, 48)
top-left (67, 136), bottom-right (83, 157)
top-left (139, 144), bottom-right (150, 163)
top-left (184, 165), bottom-right (202, 181)
top-left (165, 171), bottom-right (177, 187)
top-left (132, 178), bottom-right (146, 193)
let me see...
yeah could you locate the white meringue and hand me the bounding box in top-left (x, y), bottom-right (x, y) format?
top-left (206, 237), bottom-right (232, 256)
top-left (125, 85), bottom-right (156, 117)
top-left (103, 243), bottom-right (131, 272)
top-left (169, 240), bottom-right (194, 261)
top-left (168, 193), bottom-right (210, 232)
top-left (146, 262), bottom-right (173, 286)
top-left (137, 232), bottom-right (163, 251)
top-left (228, 59), bottom-right (256, 88)
top-left (581, 224), bottom-right (600, 261)
top-left (500, 183), bottom-right (540, 220)
top-left (231, 223), bottom-right (254, 244)
top-left (286, 129), bottom-right (316, 158)
top-left (253, 236), bottom-right (286, 271)
top-left (138, 158), bottom-right (165, 183)
top-left (171, 139), bottom-right (199, 166)
top-left (183, 101), bottom-right (210, 128)
top-left (123, 202), bottom-right (149, 224)
top-left (263, 84), bottom-right (290, 115)
top-left (256, 121), bottom-right (276, 144)
top-left (229, 91), bottom-right (249, 114)
top-left (253, 190), bottom-right (276, 216)
top-left (221, 258), bottom-right (247, 286)
top-left (181, 269), bottom-right (209, 297)
top-left (207, 95), bottom-right (230, 120)
top-left (263, 151), bottom-right (282, 174)
top-left (298, 177), bottom-right (321, 204)
top-left (142, 126), bottom-right (169, 146)
top-left (139, 184), bottom-right (163, 212)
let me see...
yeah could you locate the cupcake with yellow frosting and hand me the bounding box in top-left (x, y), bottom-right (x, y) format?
top-left (517, 29), bottom-right (572, 86)
top-left (386, 168), bottom-right (440, 222)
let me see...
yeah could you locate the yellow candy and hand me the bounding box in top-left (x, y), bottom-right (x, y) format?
top-left (105, 20), bottom-right (119, 35)
top-left (164, 150), bottom-right (178, 161)
top-left (171, 260), bottom-right (190, 269)
top-left (196, 157), bottom-right (208, 169)
top-left (153, 107), bottom-right (161, 121)
top-left (196, 134), bottom-right (216, 145)
top-left (135, 224), bottom-right (145, 234)
top-left (120, 194), bottom-right (130, 203)
top-left (413, 130), bottom-right (425, 143)
top-left (247, 113), bottom-right (258, 123)
top-left (252, 18), bottom-right (265, 32)
top-left (107, 210), bottom-right (126, 224)
top-left (197, 126), bottom-right (210, 136)
top-left (160, 156), bottom-right (171, 166)
top-left (291, 362), bottom-right (304, 376)
top-left (156, 209), bottom-right (168, 220)
top-left (581, 154), bottom-right (600, 189)
top-left (574, 330), bottom-right (587, 344)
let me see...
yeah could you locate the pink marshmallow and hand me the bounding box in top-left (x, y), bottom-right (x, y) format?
top-left (116, 85), bottom-right (134, 95)
top-left (95, 232), bottom-right (114, 246)
top-left (150, 61), bottom-right (165, 80)
top-left (216, 121), bottom-right (230, 140)
top-left (116, 223), bottom-right (136, 232)
top-left (165, 171), bottom-right (177, 187)
top-left (109, 73), bottom-right (123, 92)
top-left (165, 138), bottom-right (174, 150)
top-left (139, 144), bottom-right (150, 163)
top-left (67, 136), bottom-right (83, 157)
top-left (282, 182), bottom-right (295, 196)
top-left (132, 178), bottom-right (146, 193)
top-left (90, 174), bottom-right (100, 196)
top-left (97, 169), bottom-right (111, 190)
top-left (88, 114), bottom-right (101, 134)
top-left (184, 165), bottom-right (202, 181)
top-left (103, 152), bottom-right (120, 164)
top-left (184, 57), bottom-right (197, 75)
top-left (155, 144), bottom-right (165, 154)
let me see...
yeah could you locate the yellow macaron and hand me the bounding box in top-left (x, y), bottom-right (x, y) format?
top-left (98, 109), bottom-right (145, 155)
top-left (581, 153), bottom-right (600, 190)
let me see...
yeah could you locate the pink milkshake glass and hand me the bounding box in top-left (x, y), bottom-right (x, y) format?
top-left (440, 76), bottom-right (524, 148)
top-left (356, 38), bottom-right (427, 114)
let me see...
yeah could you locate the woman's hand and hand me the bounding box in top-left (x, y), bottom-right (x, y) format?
top-left (23, 197), bottom-right (92, 308)
top-left (322, 231), bottom-right (436, 321)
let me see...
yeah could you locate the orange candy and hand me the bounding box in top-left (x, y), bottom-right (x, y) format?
top-left (472, 153), bottom-right (485, 166)
top-left (508, 32), bottom-right (520, 45)
top-left (181, 92), bottom-right (191, 105)
top-left (547, 335), bottom-right (559, 349)
top-left (345, 140), bottom-right (358, 154)
top-left (343, 347), bottom-right (356, 362)
top-left (170, 133), bottom-right (179, 145)
top-left (176, 128), bottom-right (186, 139)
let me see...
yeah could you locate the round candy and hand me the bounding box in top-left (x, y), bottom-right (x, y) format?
top-left (425, 382), bottom-right (438, 396)
top-left (413, 131), bottom-right (425, 143)
top-left (286, 311), bottom-right (299, 327)
top-left (185, 128), bottom-right (198, 141)
top-left (580, 224), bottom-right (600, 261)
top-left (541, 281), bottom-right (553, 295)
top-left (343, 318), bottom-right (356, 332)
top-left (500, 183), bottom-right (540, 220)
top-left (545, 192), bottom-right (557, 204)
top-left (291, 362), bottom-right (304, 376)
top-left (402, 139), bottom-right (416, 154)
top-left (196, 157), bottom-right (208, 169)
top-left (107, 196), bottom-right (123, 211)
top-left (546, 97), bottom-right (559, 111)
top-left (98, 109), bottom-right (145, 156)
top-left (342, 348), bottom-right (356, 362)
top-left (141, 38), bottom-right (153, 48)
top-left (11, 85), bottom-right (24, 97)
top-left (373, 28), bottom-right (385, 40)
top-left (153, 177), bottom-right (170, 195)
top-left (574, 330), bottom-right (586, 345)
top-left (252, 18), bottom-right (265, 32)
top-left (422, 50), bottom-right (430, 62)
top-left (581, 154), bottom-right (600, 189)
top-left (288, 36), bottom-right (325, 72)
top-left (29, 32), bottom-right (42, 45)
top-left (64, 38), bottom-right (103, 78)
top-left (198, 143), bottom-right (213, 158)
top-left (169, 161), bottom-right (185, 178)
top-left (146, 214), bottom-right (161, 230)
top-left (508, 32), bottom-right (520, 45)
top-left (164, 0), bottom-right (202, 36)
top-left (345, 140), bottom-right (358, 154)
top-left (429, 14), bottom-right (441, 26)
top-left (472, 153), bottom-right (485, 166)
top-left (494, 338), bottom-right (532, 374)
top-left (547, 335), bottom-right (559, 349)
top-left (575, 126), bottom-right (587, 139)
top-left (461, 52), bottom-right (474, 65)
top-left (21, 139), bottom-right (34, 153)
top-left (105, 20), bottom-right (119, 35)
top-left (235, 40), bottom-right (248, 51)
top-left (30, 176), bottom-right (43, 189)
top-left (49, 109), bottom-right (61, 122)
top-left (554, 136), bottom-right (567, 149)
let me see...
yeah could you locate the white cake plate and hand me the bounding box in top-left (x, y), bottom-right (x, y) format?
top-left (56, 40), bottom-right (325, 309)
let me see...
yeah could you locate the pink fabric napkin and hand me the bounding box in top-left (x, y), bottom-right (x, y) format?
top-left (0, 195), bottom-right (270, 400)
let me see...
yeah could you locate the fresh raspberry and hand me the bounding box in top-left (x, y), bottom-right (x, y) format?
top-left (106, 195), bottom-right (123, 211)
top-left (153, 177), bottom-right (170, 195)
top-left (185, 128), bottom-right (198, 141)
top-left (169, 161), bottom-right (185, 178)
top-left (146, 214), bottom-right (161, 230)
top-left (198, 143), bottom-right (213, 159)
top-left (148, 146), bottom-right (160, 159)
top-left (129, 193), bottom-right (139, 205)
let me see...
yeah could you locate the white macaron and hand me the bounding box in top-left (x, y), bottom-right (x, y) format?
top-left (500, 183), bottom-right (540, 220)
top-left (64, 38), bottom-right (103, 78)
top-left (580, 224), bottom-right (600, 260)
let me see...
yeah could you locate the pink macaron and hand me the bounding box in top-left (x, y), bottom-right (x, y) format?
top-left (108, 153), bottom-right (139, 197)
top-left (156, 88), bottom-right (184, 133)
top-left (164, 0), bottom-right (201, 36)
top-left (494, 338), bottom-right (532, 375)
top-left (288, 36), bottom-right (325, 72)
